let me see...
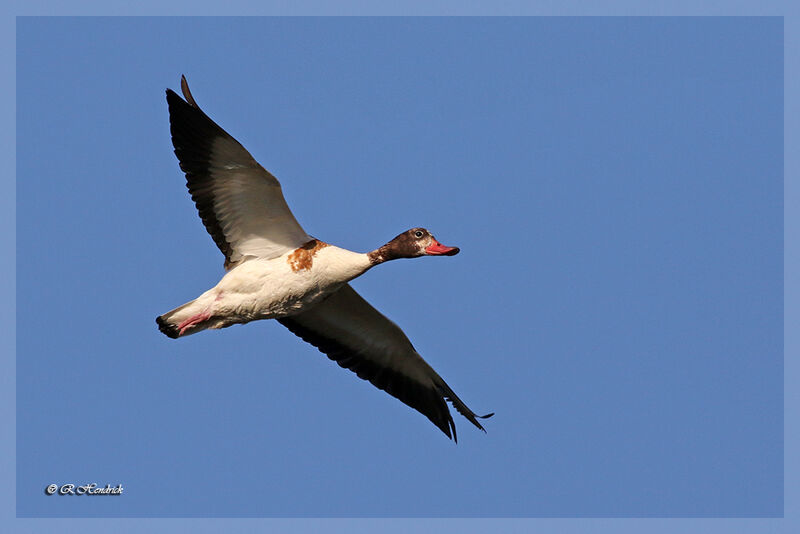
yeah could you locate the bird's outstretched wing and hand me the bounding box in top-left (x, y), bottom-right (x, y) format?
top-left (166, 75), bottom-right (311, 269)
top-left (278, 284), bottom-right (493, 441)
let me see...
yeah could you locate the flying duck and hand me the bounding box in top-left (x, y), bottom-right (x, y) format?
top-left (156, 76), bottom-right (492, 441)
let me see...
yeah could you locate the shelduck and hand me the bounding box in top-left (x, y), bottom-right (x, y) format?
top-left (156, 76), bottom-right (492, 441)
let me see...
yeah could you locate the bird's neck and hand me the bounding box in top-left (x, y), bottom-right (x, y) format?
top-left (367, 243), bottom-right (402, 265)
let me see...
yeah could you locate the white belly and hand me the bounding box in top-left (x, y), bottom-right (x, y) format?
top-left (199, 244), bottom-right (371, 328)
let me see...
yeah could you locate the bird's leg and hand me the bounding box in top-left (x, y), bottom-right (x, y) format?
top-left (177, 311), bottom-right (212, 336)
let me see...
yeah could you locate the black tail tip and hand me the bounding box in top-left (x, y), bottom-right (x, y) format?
top-left (156, 315), bottom-right (179, 339)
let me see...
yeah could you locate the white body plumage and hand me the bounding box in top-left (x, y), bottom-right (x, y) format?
top-left (162, 243), bottom-right (372, 334)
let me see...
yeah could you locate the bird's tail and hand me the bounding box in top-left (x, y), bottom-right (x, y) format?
top-left (156, 298), bottom-right (210, 339)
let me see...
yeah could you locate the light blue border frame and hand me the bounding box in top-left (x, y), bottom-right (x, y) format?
top-left (5, 2), bottom-right (794, 533)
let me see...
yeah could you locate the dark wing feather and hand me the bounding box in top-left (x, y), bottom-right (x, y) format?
top-left (278, 284), bottom-right (493, 441)
top-left (166, 75), bottom-right (310, 268)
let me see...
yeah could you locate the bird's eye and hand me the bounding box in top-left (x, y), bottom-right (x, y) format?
top-left (414, 230), bottom-right (424, 239)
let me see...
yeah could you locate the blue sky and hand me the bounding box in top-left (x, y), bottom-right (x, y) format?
top-left (15, 15), bottom-right (782, 520)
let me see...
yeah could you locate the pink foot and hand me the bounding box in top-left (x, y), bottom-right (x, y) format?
top-left (177, 311), bottom-right (211, 336)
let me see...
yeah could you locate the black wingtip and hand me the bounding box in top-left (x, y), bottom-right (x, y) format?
top-left (165, 88), bottom-right (182, 106)
top-left (180, 75), bottom-right (198, 107)
top-left (165, 75), bottom-right (197, 108)
top-left (474, 413), bottom-right (494, 434)
top-left (156, 315), bottom-right (180, 339)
